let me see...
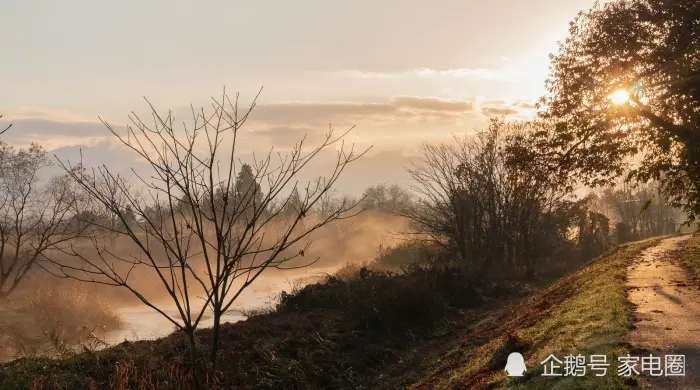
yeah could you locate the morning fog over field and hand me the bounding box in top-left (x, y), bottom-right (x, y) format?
top-left (1, 0), bottom-right (699, 389)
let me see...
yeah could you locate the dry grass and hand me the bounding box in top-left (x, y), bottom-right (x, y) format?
top-left (674, 234), bottom-right (700, 277)
top-left (0, 263), bottom-right (492, 389)
top-left (0, 236), bottom-right (650, 389)
top-left (399, 237), bottom-right (663, 389)
top-left (0, 278), bottom-right (123, 361)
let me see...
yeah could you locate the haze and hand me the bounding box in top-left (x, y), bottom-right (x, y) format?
top-left (1, 0), bottom-right (595, 194)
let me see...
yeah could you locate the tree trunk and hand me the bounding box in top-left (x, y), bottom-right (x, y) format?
top-left (480, 256), bottom-right (494, 278)
top-left (209, 310), bottom-right (222, 366)
top-left (186, 328), bottom-right (202, 386)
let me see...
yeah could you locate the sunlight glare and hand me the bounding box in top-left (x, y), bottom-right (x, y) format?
top-left (609, 89), bottom-right (630, 105)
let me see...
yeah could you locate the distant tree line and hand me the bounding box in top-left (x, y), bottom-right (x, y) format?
top-left (591, 181), bottom-right (685, 243)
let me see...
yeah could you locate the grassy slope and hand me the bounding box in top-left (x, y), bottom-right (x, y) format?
top-left (389, 237), bottom-right (662, 389)
top-left (675, 234), bottom-right (700, 277)
top-left (0, 238), bottom-right (664, 389)
top-left (0, 267), bottom-right (491, 389)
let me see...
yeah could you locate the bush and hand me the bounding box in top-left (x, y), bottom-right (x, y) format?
top-left (278, 266), bottom-right (482, 333)
top-left (375, 241), bottom-right (435, 269)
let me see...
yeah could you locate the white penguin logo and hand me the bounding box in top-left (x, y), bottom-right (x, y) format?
top-left (505, 352), bottom-right (527, 377)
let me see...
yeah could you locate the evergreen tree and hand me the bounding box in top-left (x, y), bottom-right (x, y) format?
top-left (282, 187), bottom-right (304, 217)
top-left (233, 164), bottom-right (264, 219)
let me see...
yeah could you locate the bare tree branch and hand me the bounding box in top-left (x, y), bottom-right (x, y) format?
top-left (0, 114), bottom-right (11, 136)
top-left (42, 88), bottom-right (370, 365)
top-left (0, 143), bottom-right (89, 300)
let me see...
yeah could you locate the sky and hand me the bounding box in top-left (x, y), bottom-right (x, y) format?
top-left (0, 0), bottom-right (597, 195)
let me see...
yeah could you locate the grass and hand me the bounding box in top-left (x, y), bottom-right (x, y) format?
top-left (0, 280), bottom-right (123, 362)
top-left (503, 239), bottom-right (660, 390)
top-left (0, 265), bottom-right (505, 390)
top-left (398, 237), bottom-right (663, 389)
top-left (0, 238), bottom-right (664, 389)
top-left (673, 234), bottom-right (700, 277)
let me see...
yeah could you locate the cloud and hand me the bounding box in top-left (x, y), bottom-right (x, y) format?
top-left (250, 102), bottom-right (392, 126)
top-left (0, 94), bottom-right (518, 196)
top-left (482, 106), bottom-right (519, 117)
top-left (388, 96), bottom-right (474, 113)
top-left (1, 107), bottom-right (102, 123)
top-left (236, 96), bottom-right (481, 149)
top-left (1, 118), bottom-right (107, 138)
top-left (0, 115), bottom-right (129, 150)
top-left (248, 95), bottom-right (478, 127)
top-left (0, 94), bottom-right (487, 182)
top-left (3, 94), bottom-right (530, 156)
top-left (479, 99), bottom-right (538, 119)
top-left (334, 67), bottom-right (515, 82)
top-left (47, 141), bottom-right (145, 176)
top-left (514, 101), bottom-right (537, 109)
top-left (251, 126), bottom-right (331, 147)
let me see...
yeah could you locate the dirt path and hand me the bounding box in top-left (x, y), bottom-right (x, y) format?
top-left (627, 235), bottom-right (699, 389)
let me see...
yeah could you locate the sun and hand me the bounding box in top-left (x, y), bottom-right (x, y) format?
top-left (609, 89), bottom-right (630, 105)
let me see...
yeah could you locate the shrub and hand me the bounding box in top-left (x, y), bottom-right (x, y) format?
top-left (375, 241), bottom-right (435, 269)
top-left (278, 266), bottom-right (482, 333)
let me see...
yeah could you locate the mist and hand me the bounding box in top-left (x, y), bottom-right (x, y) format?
top-left (2, 209), bottom-right (411, 351)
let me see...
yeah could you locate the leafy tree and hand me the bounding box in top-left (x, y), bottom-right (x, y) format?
top-left (537, 0), bottom-right (700, 220)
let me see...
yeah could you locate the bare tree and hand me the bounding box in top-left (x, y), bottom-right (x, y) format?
top-left (400, 119), bottom-right (577, 278)
top-left (360, 183), bottom-right (413, 213)
top-left (44, 89), bottom-right (368, 366)
top-left (315, 188), bottom-right (339, 219)
top-left (599, 179), bottom-right (683, 242)
top-left (0, 142), bottom-right (85, 299)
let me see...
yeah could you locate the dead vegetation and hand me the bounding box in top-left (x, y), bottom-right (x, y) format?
top-left (0, 232), bottom-right (641, 389)
top-left (0, 277), bottom-right (122, 362)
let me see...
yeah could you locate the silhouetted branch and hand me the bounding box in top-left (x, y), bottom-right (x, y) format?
top-left (42, 88), bottom-right (369, 364)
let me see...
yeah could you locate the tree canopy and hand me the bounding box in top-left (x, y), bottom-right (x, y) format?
top-left (537, 0), bottom-right (700, 220)
top-left (360, 183), bottom-right (413, 213)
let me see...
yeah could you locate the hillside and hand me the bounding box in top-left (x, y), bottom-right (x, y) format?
top-left (0, 236), bottom-right (675, 390)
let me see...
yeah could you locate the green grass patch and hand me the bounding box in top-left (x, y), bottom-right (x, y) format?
top-left (415, 238), bottom-right (661, 389)
top-left (507, 239), bottom-right (661, 390)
